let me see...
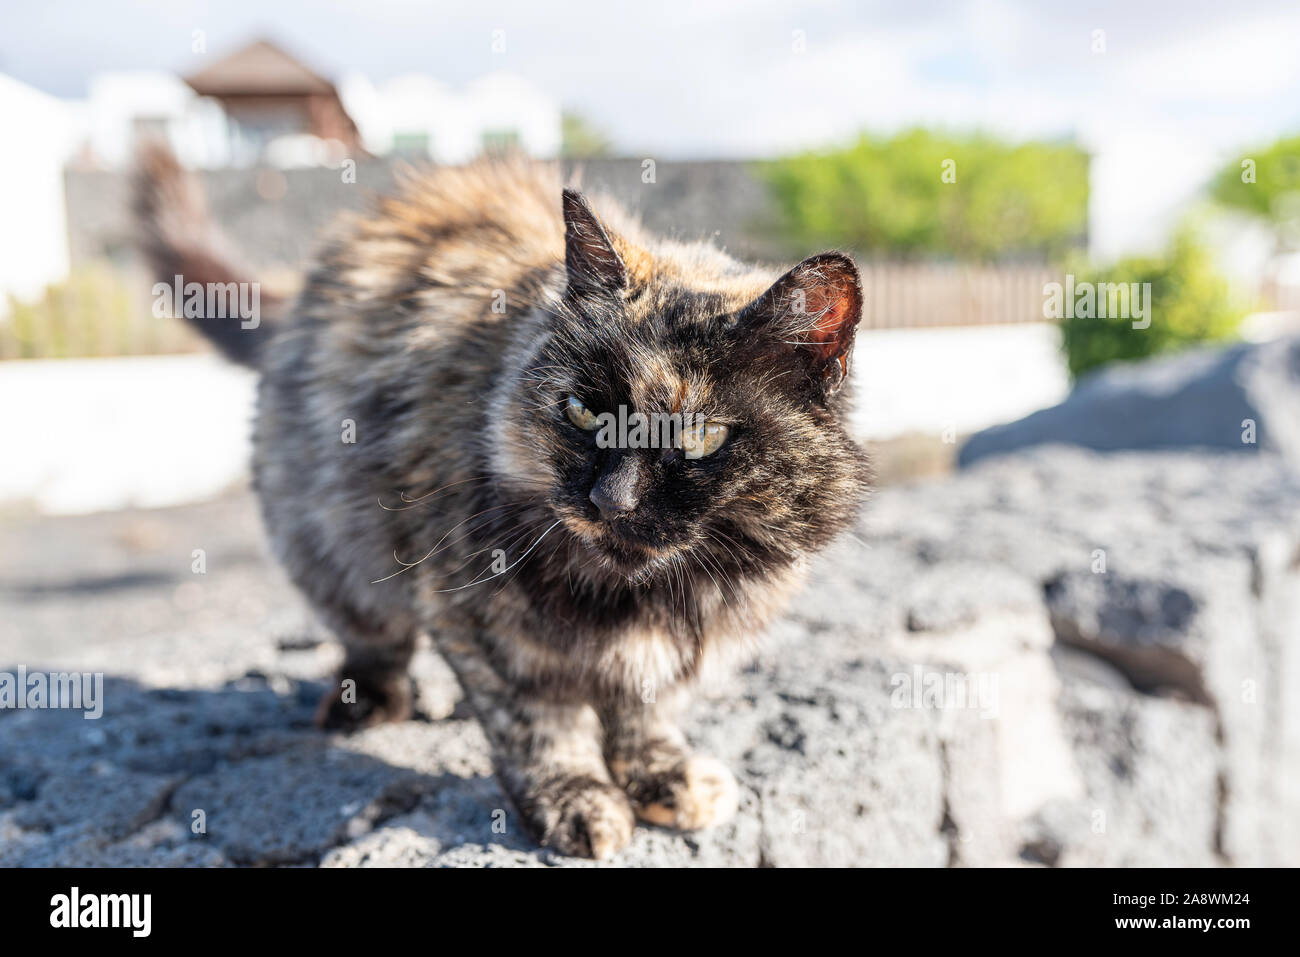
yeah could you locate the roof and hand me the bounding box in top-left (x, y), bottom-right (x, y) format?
top-left (184, 39), bottom-right (336, 97)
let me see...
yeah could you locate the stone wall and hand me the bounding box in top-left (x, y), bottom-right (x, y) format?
top-left (852, 447), bottom-right (1300, 866)
top-left (3, 445), bottom-right (1296, 866)
top-left (959, 335), bottom-right (1300, 471)
top-left (64, 158), bottom-right (786, 275)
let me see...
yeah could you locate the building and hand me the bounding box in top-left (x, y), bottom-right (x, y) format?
top-left (78, 70), bottom-right (228, 169)
top-left (340, 70), bottom-right (561, 164)
top-left (63, 38), bottom-right (559, 172)
top-left (0, 74), bottom-right (78, 305)
top-left (0, 38), bottom-right (563, 311)
top-left (183, 39), bottom-right (363, 167)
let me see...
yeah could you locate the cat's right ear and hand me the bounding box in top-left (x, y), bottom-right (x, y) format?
top-left (562, 189), bottom-right (627, 299)
top-left (737, 252), bottom-right (863, 400)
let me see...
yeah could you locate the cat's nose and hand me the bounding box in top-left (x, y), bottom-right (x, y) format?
top-left (590, 452), bottom-right (642, 519)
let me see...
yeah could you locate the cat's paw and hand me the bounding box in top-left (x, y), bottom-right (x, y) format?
top-left (537, 778), bottom-right (636, 860)
top-left (314, 671), bottom-right (415, 732)
top-left (619, 754), bottom-right (738, 831)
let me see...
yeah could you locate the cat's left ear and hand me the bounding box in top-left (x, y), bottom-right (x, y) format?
top-left (562, 189), bottom-right (627, 299)
top-left (740, 252), bottom-right (862, 399)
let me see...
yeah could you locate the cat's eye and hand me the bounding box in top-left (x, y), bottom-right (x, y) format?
top-left (565, 396), bottom-right (601, 431)
top-left (682, 421), bottom-right (730, 459)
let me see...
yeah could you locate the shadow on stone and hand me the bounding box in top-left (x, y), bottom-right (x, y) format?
top-left (0, 672), bottom-right (531, 866)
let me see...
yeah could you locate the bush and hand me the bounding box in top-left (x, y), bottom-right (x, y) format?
top-left (1209, 132), bottom-right (1300, 230)
top-left (759, 129), bottom-right (1089, 262)
top-left (0, 263), bottom-right (199, 360)
top-left (560, 111), bottom-right (613, 159)
top-left (1060, 232), bottom-right (1245, 381)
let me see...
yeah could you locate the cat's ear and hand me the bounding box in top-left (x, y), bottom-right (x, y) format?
top-left (562, 189), bottom-right (627, 298)
top-left (740, 252), bottom-right (862, 398)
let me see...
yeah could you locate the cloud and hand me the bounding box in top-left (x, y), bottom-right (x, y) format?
top-left (3, 0), bottom-right (1296, 158)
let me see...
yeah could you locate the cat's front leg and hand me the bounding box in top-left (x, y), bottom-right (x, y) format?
top-left (433, 631), bottom-right (634, 859)
top-left (503, 698), bottom-right (636, 859)
top-left (314, 614), bottom-right (418, 731)
top-left (602, 690), bottom-right (738, 831)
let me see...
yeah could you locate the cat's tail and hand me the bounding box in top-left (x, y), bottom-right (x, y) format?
top-left (132, 141), bottom-right (281, 368)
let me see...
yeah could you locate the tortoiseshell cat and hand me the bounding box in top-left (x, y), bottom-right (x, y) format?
top-left (137, 148), bottom-right (870, 858)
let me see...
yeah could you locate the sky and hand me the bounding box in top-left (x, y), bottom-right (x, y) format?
top-left (3, 0), bottom-right (1300, 258)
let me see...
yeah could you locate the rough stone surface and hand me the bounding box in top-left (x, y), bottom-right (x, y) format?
top-left (1, 444), bottom-right (1297, 866)
top-left (958, 336), bottom-right (1300, 472)
top-left (1042, 647), bottom-right (1222, 867)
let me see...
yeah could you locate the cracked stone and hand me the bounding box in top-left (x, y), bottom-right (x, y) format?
top-left (170, 746), bottom-right (429, 865)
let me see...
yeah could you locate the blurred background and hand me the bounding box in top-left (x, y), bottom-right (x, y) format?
top-left (2, 1), bottom-right (1299, 868)
top-left (3, 0), bottom-right (1299, 510)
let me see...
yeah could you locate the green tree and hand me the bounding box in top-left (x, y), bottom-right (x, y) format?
top-left (561, 111), bottom-right (613, 158)
top-left (1060, 231), bottom-right (1244, 380)
top-left (759, 129), bottom-right (1089, 261)
top-left (1210, 133), bottom-right (1300, 248)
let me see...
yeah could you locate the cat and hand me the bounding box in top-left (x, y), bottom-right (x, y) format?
top-left (136, 146), bottom-right (870, 859)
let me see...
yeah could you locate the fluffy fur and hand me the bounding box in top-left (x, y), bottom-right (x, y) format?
top-left (137, 147), bottom-right (871, 858)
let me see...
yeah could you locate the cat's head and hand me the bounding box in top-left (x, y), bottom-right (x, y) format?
top-left (492, 189), bottom-right (870, 585)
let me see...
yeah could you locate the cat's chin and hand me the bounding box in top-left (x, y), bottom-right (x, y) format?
top-left (580, 536), bottom-right (662, 583)
top-left (557, 515), bottom-right (675, 585)
top-left (602, 551), bottom-right (678, 587)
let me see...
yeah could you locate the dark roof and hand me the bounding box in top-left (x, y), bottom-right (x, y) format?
top-left (184, 39), bottom-right (336, 96)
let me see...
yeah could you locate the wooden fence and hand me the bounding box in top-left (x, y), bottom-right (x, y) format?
top-left (1, 261), bottom-right (1063, 360)
top-left (858, 262), bottom-right (1058, 329)
top-left (1261, 275), bottom-right (1300, 314)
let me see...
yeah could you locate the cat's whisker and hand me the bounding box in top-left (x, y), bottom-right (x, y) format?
top-left (697, 530), bottom-right (751, 604)
top-left (378, 474), bottom-right (498, 511)
top-left (425, 503), bottom-right (555, 568)
top-left (428, 519), bottom-right (564, 594)
top-left (681, 553), bottom-right (691, 613)
top-left (372, 500), bottom-right (538, 582)
top-left (685, 549), bottom-right (727, 607)
top-left (697, 545), bottom-right (742, 607)
top-left (438, 515), bottom-right (552, 579)
top-left (492, 527), bottom-right (567, 597)
top-left (519, 399), bottom-right (563, 414)
top-left (703, 527), bottom-right (759, 580)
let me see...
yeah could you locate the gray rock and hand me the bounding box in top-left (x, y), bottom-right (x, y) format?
top-left (730, 655), bottom-right (950, 868)
top-left (1047, 668), bottom-right (1221, 867)
top-left (2, 442), bottom-right (1298, 867)
top-left (0, 825), bottom-right (230, 868)
top-left (958, 337), bottom-right (1300, 471)
top-left (11, 765), bottom-right (182, 841)
top-left (1045, 570), bottom-right (1215, 703)
top-left (169, 747), bottom-right (431, 866)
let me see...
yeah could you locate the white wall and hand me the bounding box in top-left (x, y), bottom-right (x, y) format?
top-left (852, 324), bottom-right (1069, 441)
top-left (0, 327), bottom-right (1069, 515)
top-left (0, 71), bottom-right (234, 312)
top-left (465, 72), bottom-right (561, 159)
top-left (83, 71), bottom-right (229, 168)
top-left (340, 70), bottom-right (560, 164)
top-left (0, 74), bottom-right (77, 306)
top-left (0, 355), bottom-right (256, 514)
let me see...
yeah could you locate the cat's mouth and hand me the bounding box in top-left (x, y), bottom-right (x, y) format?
top-left (555, 507), bottom-right (676, 581)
